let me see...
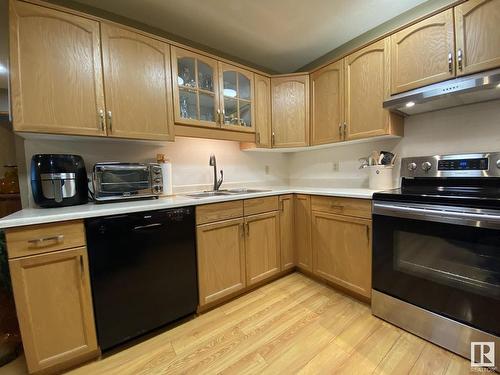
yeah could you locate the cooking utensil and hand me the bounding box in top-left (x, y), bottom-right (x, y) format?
top-left (380, 151), bottom-right (395, 165)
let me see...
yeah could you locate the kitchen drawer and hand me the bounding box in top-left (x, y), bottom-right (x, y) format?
top-left (244, 196), bottom-right (279, 216)
top-left (196, 200), bottom-right (244, 225)
top-left (5, 220), bottom-right (86, 259)
top-left (311, 196), bottom-right (371, 219)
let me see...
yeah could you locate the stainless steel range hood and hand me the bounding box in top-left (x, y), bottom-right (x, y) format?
top-left (383, 68), bottom-right (500, 115)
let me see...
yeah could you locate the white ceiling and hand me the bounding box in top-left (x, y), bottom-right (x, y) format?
top-left (73, 0), bottom-right (427, 73)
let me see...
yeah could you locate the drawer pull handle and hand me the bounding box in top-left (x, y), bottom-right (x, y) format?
top-left (330, 204), bottom-right (344, 210)
top-left (27, 235), bottom-right (64, 248)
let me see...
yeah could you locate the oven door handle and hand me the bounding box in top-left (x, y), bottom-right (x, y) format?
top-left (373, 202), bottom-right (500, 229)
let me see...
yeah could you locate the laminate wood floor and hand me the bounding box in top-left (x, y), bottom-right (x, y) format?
top-left (4, 273), bottom-right (474, 375)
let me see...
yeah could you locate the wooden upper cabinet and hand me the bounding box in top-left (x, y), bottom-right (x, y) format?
top-left (9, 1), bottom-right (105, 136)
top-left (454, 0), bottom-right (500, 76)
top-left (312, 212), bottom-right (372, 298)
top-left (310, 60), bottom-right (344, 145)
top-left (100, 24), bottom-right (174, 141)
top-left (345, 38), bottom-right (402, 140)
top-left (271, 74), bottom-right (310, 148)
top-left (245, 212), bottom-right (281, 285)
top-left (197, 218), bottom-right (246, 306)
top-left (390, 9), bottom-right (455, 94)
top-left (279, 195), bottom-right (295, 271)
top-left (9, 247), bottom-right (98, 374)
top-left (219, 63), bottom-right (255, 133)
top-left (171, 47), bottom-right (220, 128)
top-left (254, 74), bottom-right (272, 148)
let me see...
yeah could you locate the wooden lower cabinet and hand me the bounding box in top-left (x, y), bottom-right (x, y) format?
top-left (311, 211), bottom-right (372, 298)
top-left (294, 194), bottom-right (312, 272)
top-left (245, 211), bottom-right (281, 285)
top-left (196, 218), bottom-right (246, 306)
top-left (9, 247), bottom-right (98, 374)
top-left (279, 195), bottom-right (295, 271)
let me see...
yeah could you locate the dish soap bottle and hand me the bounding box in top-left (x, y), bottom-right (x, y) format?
top-left (156, 154), bottom-right (173, 196)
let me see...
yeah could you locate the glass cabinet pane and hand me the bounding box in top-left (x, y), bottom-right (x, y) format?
top-left (223, 71), bottom-right (237, 98)
top-left (238, 74), bottom-right (251, 100)
top-left (198, 61), bottom-right (214, 92)
top-left (178, 57), bottom-right (196, 88)
top-left (223, 98), bottom-right (238, 125)
top-left (199, 93), bottom-right (215, 122)
top-left (179, 89), bottom-right (197, 120)
top-left (239, 102), bottom-right (251, 127)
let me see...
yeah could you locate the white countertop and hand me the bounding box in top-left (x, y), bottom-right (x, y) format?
top-left (0, 187), bottom-right (378, 229)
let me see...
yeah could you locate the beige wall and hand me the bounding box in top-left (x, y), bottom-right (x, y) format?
top-left (288, 100), bottom-right (500, 188)
top-left (21, 136), bottom-right (290, 207)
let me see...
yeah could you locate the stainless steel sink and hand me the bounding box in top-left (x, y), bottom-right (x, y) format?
top-left (184, 191), bottom-right (232, 198)
top-left (225, 188), bottom-right (271, 194)
top-left (184, 188), bottom-right (271, 198)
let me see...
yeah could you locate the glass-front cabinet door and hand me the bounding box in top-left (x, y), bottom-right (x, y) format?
top-left (218, 63), bottom-right (255, 133)
top-left (171, 47), bottom-right (220, 127)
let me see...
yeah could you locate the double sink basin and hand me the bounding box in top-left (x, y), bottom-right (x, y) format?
top-left (184, 188), bottom-right (271, 198)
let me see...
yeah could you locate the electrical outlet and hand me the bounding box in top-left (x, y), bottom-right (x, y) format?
top-left (332, 161), bottom-right (340, 171)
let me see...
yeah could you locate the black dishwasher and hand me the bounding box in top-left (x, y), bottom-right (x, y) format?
top-left (85, 207), bottom-right (198, 351)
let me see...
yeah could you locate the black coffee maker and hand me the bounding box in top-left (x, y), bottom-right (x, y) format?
top-left (31, 154), bottom-right (88, 208)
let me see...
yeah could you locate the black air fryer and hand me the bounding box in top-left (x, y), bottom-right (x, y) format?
top-left (31, 154), bottom-right (88, 208)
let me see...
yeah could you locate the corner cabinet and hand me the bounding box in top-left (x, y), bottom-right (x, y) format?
top-left (279, 195), bottom-right (295, 271)
top-left (254, 74), bottom-right (272, 148)
top-left (271, 74), bottom-right (310, 148)
top-left (100, 23), bottom-right (174, 141)
top-left (9, 1), bottom-right (106, 136)
top-left (454, 0), bottom-right (500, 76)
top-left (345, 38), bottom-right (403, 140)
top-left (294, 194), bottom-right (312, 272)
top-left (390, 9), bottom-right (455, 94)
top-left (310, 60), bottom-right (344, 145)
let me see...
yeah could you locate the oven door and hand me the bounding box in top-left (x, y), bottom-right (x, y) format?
top-left (95, 165), bottom-right (152, 199)
top-left (373, 201), bottom-right (500, 336)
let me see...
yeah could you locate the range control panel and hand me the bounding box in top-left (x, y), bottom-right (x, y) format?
top-left (438, 158), bottom-right (488, 171)
top-left (401, 152), bottom-right (500, 178)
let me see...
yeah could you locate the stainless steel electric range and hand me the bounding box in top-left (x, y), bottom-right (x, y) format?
top-left (372, 152), bottom-right (500, 368)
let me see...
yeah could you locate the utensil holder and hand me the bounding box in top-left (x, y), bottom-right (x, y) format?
top-left (367, 165), bottom-right (394, 190)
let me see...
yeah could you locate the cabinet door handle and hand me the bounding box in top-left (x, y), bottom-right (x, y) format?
top-left (107, 111), bottom-right (113, 132)
top-left (98, 109), bottom-right (105, 131)
top-left (280, 200), bottom-right (284, 212)
top-left (366, 226), bottom-right (370, 242)
top-left (457, 49), bottom-right (463, 71)
top-left (245, 222), bottom-right (250, 236)
top-left (27, 234), bottom-right (64, 248)
top-left (240, 223), bottom-right (245, 237)
top-left (448, 52), bottom-right (453, 73)
top-left (271, 132), bottom-right (275, 146)
top-left (343, 122), bottom-right (347, 139)
top-left (338, 123), bottom-right (342, 139)
top-left (256, 132), bottom-right (260, 144)
top-left (79, 255), bottom-right (84, 280)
